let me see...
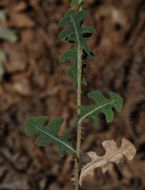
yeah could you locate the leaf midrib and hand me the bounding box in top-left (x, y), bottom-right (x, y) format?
top-left (78, 100), bottom-right (115, 124)
top-left (38, 127), bottom-right (76, 154)
top-left (70, 15), bottom-right (81, 48)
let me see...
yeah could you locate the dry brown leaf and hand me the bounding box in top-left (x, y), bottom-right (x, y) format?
top-left (79, 138), bottom-right (136, 186)
top-left (10, 13), bottom-right (34, 28)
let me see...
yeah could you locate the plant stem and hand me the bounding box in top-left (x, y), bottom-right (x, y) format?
top-left (75, 48), bottom-right (82, 190)
top-left (75, 3), bottom-right (83, 190)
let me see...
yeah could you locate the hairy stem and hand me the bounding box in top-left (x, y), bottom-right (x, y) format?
top-left (75, 3), bottom-right (83, 190)
top-left (75, 47), bottom-right (82, 190)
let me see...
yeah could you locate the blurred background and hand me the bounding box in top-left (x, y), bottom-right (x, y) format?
top-left (0, 0), bottom-right (145, 190)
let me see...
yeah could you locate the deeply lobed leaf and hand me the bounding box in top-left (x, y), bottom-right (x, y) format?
top-left (79, 138), bottom-right (136, 186)
top-left (24, 116), bottom-right (76, 156)
top-left (59, 10), bottom-right (95, 85)
top-left (78, 91), bottom-right (123, 124)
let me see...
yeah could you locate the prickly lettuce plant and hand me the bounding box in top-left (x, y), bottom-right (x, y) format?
top-left (24, 1), bottom-right (136, 190)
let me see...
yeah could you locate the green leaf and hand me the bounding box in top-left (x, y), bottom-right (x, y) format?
top-left (78, 91), bottom-right (123, 124)
top-left (25, 116), bottom-right (48, 136)
top-left (71, 0), bottom-right (83, 6)
top-left (24, 116), bottom-right (76, 156)
top-left (59, 48), bottom-right (75, 62)
top-left (59, 10), bottom-right (95, 85)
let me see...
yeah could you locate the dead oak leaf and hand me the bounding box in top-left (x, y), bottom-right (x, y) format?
top-left (79, 138), bottom-right (136, 186)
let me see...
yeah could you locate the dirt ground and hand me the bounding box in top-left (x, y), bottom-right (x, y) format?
top-left (0, 0), bottom-right (145, 190)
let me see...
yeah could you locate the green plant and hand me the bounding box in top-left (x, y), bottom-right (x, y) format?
top-left (24, 1), bottom-right (136, 190)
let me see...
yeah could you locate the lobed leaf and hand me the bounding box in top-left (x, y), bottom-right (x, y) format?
top-left (59, 10), bottom-right (95, 85)
top-left (78, 91), bottom-right (123, 124)
top-left (24, 116), bottom-right (76, 156)
top-left (79, 138), bottom-right (136, 186)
